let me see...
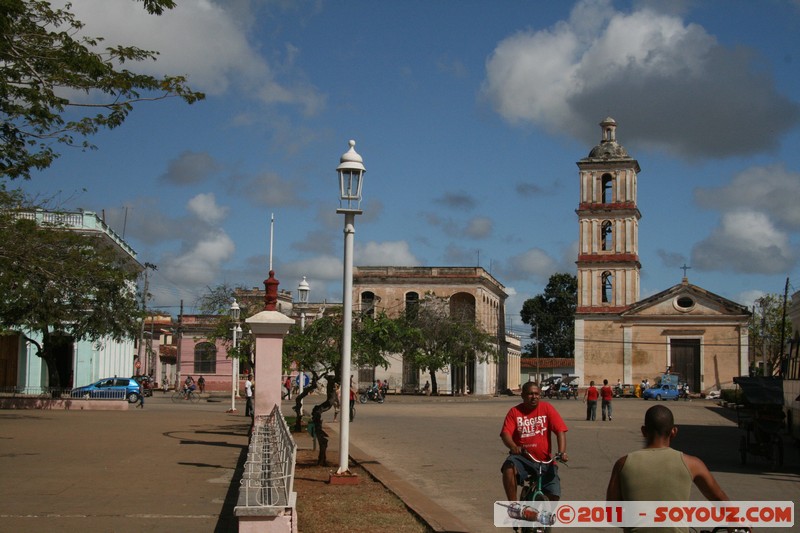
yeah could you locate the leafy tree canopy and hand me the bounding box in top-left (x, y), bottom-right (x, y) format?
top-left (282, 310), bottom-right (401, 431)
top-left (749, 292), bottom-right (792, 375)
top-left (0, 188), bottom-right (142, 387)
top-left (0, 0), bottom-right (204, 180)
top-left (520, 272), bottom-right (577, 357)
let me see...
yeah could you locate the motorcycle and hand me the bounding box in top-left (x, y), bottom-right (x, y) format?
top-left (557, 382), bottom-right (578, 399)
top-left (359, 387), bottom-right (385, 404)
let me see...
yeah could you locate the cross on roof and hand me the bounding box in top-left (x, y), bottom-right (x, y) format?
top-left (681, 264), bottom-right (692, 278)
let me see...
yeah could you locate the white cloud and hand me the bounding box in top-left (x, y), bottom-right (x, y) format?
top-left (162, 231), bottom-right (236, 285)
top-left (57, 0), bottom-right (325, 113)
top-left (501, 248), bottom-right (559, 282)
top-left (736, 289), bottom-right (764, 310)
top-left (356, 241), bottom-right (421, 267)
top-left (691, 210), bottom-right (795, 274)
top-left (186, 193), bottom-right (228, 225)
top-left (694, 165), bottom-right (800, 230)
top-left (482, 0), bottom-right (799, 158)
top-left (283, 255), bottom-right (343, 282)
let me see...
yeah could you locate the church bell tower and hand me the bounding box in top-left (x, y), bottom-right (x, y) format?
top-left (575, 117), bottom-right (641, 313)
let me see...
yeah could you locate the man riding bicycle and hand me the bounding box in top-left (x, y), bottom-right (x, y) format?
top-left (500, 382), bottom-right (569, 502)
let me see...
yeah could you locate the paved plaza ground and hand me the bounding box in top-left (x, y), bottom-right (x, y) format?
top-left (1, 393), bottom-right (798, 532)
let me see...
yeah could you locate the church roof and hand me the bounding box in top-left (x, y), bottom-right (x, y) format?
top-left (621, 279), bottom-right (751, 318)
top-left (586, 140), bottom-right (630, 160)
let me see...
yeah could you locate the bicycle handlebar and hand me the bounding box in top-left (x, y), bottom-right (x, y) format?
top-left (518, 448), bottom-right (567, 465)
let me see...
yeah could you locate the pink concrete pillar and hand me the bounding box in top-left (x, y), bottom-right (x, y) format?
top-left (246, 310), bottom-right (294, 417)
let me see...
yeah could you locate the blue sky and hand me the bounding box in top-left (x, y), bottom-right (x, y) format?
top-left (19, 0), bottom-right (800, 336)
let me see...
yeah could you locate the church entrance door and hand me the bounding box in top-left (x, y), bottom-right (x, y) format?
top-left (671, 339), bottom-right (701, 392)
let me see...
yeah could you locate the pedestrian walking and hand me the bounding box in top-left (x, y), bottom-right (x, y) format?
top-left (583, 380), bottom-right (598, 421)
top-left (600, 379), bottom-right (613, 421)
top-left (332, 383), bottom-right (341, 421)
top-left (245, 375), bottom-right (253, 417)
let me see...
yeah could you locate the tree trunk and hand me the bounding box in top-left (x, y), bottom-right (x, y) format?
top-left (429, 370), bottom-right (438, 395)
top-left (311, 404), bottom-right (328, 466)
top-left (40, 331), bottom-right (61, 390)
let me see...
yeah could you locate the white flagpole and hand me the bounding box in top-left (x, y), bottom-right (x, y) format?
top-left (269, 213), bottom-right (274, 271)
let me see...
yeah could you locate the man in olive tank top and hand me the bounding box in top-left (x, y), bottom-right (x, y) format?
top-left (606, 405), bottom-right (729, 533)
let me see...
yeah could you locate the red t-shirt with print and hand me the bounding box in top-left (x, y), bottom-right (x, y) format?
top-left (501, 401), bottom-right (568, 461)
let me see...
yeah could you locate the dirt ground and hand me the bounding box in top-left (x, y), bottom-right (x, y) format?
top-left (293, 448), bottom-right (432, 533)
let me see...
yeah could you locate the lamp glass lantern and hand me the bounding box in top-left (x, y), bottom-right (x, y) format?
top-left (229, 299), bottom-right (240, 322)
top-left (298, 277), bottom-right (310, 305)
top-left (337, 140), bottom-right (365, 210)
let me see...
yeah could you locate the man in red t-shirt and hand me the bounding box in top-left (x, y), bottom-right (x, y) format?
top-left (600, 379), bottom-right (613, 421)
top-left (500, 382), bottom-right (569, 501)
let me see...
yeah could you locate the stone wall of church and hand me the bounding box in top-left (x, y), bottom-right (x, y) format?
top-left (580, 319), bottom-right (747, 392)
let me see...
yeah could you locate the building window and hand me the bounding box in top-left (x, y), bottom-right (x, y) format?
top-left (601, 220), bottom-right (613, 251)
top-left (194, 342), bottom-right (216, 374)
top-left (674, 296), bottom-right (696, 312)
top-left (361, 291), bottom-right (376, 318)
top-left (601, 271), bottom-right (613, 303)
top-left (601, 174), bottom-right (613, 204)
top-left (405, 292), bottom-right (419, 320)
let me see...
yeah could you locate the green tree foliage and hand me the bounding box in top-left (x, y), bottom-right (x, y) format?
top-left (520, 272), bottom-right (577, 357)
top-left (0, 0), bottom-right (204, 180)
top-left (397, 294), bottom-right (497, 395)
top-left (282, 310), bottom-right (401, 431)
top-left (0, 189), bottom-right (142, 387)
top-left (749, 293), bottom-right (792, 376)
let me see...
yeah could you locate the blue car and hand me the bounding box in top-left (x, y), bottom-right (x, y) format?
top-left (70, 377), bottom-right (141, 403)
top-left (642, 383), bottom-right (680, 401)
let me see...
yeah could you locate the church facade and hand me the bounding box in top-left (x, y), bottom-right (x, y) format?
top-left (573, 118), bottom-right (750, 393)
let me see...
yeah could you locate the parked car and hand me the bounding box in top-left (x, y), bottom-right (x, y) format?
top-left (642, 383), bottom-right (680, 401)
top-left (706, 390), bottom-right (721, 400)
top-left (70, 377), bottom-right (141, 403)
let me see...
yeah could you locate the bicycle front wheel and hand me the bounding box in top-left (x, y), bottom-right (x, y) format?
top-left (189, 392), bottom-right (201, 403)
top-left (531, 492), bottom-right (550, 533)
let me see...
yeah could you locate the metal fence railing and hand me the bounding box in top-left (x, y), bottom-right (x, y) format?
top-left (0, 387), bottom-right (128, 400)
top-left (236, 404), bottom-right (297, 509)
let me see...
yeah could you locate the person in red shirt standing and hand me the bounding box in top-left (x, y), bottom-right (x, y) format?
top-left (583, 380), bottom-right (599, 421)
top-left (600, 379), bottom-right (614, 421)
top-left (500, 382), bottom-right (569, 501)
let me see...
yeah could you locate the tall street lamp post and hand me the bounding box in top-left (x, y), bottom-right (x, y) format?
top-left (228, 299), bottom-right (241, 413)
top-left (336, 140), bottom-right (365, 476)
top-left (298, 276), bottom-right (310, 331)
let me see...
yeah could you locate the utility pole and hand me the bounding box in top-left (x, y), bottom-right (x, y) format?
top-left (136, 262), bottom-right (157, 376)
top-left (760, 301), bottom-right (768, 376)
top-left (175, 300), bottom-right (183, 390)
top-left (779, 277), bottom-right (789, 376)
